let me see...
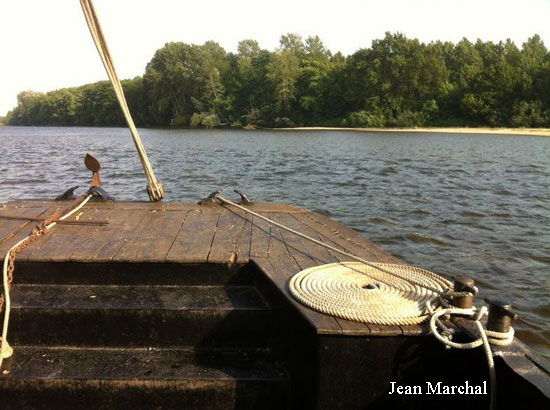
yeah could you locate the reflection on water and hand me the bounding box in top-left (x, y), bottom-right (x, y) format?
top-left (1, 126), bottom-right (549, 357)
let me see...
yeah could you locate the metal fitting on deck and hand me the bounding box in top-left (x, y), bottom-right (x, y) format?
top-left (198, 189), bottom-right (222, 206)
top-left (451, 277), bottom-right (476, 308)
top-left (234, 190), bottom-right (254, 205)
top-left (485, 298), bottom-right (518, 333)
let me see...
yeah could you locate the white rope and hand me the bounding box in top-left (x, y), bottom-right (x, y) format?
top-left (0, 195), bottom-right (92, 369)
top-left (79, 0), bottom-right (164, 201)
top-left (428, 304), bottom-right (503, 410)
top-left (289, 262), bottom-right (445, 326)
top-left (428, 299), bottom-right (515, 410)
top-left (486, 327), bottom-right (515, 346)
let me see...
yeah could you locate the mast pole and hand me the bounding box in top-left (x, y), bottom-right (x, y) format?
top-left (79, 0), bottom-right (165, 201)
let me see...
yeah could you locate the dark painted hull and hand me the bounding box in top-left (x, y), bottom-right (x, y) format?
top-left (0, 200), bottom-right (548, 409)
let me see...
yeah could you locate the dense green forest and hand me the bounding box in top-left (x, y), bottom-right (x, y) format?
top-left (6, 32), bottom-right (550, 128)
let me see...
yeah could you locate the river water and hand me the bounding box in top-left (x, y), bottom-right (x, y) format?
top-left (0, 126), bottom-right (548, 357)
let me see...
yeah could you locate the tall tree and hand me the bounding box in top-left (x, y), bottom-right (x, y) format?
top-left (6, 32), bottom-right (550, 128)
top-left (267, 50), bottom-right (301, 119)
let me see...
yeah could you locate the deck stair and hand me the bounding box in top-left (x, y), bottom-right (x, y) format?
top-left (1, 262), bottom-right (290, 410)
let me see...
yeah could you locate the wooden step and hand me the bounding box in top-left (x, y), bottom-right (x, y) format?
top-left (10, 285), bottom-right (276, 348)
top-left (1, 346), bottom-right (290, 410)
top-left (13, 261), bottom-right (254, 286)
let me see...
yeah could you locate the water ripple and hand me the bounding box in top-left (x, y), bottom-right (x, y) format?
top-left (0, 126), bottom-right (548, 358)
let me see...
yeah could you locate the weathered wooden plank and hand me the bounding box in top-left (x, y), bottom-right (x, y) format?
top-left (0, 207), bottom-right (54, 255)
top-left (291, 212), bottom-right (355, 260)
top-left (336, 318), bottom-right (373, 336)
top-left (400, 323), bottom-right (427, 336)
top-left (21, 208), bottom-right (112, 262)
top-left (294, 212), bottom-right (398, 263)
top-left (0, 206), bottom-right (51, 244)
top-left (114, 210), bottom-right (187, 262)
top-left (274, 213), bottom-right (336, 266)
top-left (114, 202), bottom-right (199, 211)
top-left (2, 200), bottom-right (114, 212)
top-left (236, 202), bottom-right (307, 213)
top-left (14, 203), bottom-right (78, 260)
top-left (266, 220), bottom-right (291, 262)
top-left (165, 210), bottom-right (220, 263)
top-left (0, 199), bottom-right (428, 337)
top-left (235, 209), bottom-right (252, 263)
top-left (366, 323), bottom-right (404, 336)
top-left (270, 213), bottom-right (319, 270)
top-left (1, 200), bottom-right (59, 209)
top-left (1, 207), bottom-right (65, 259)
top-left (249, 214), bottom-right (271, 259)
top-left (207, 209), bottom-right (247, 263)
top-left (0, 200), bottom-right (305, 213)
top-left (71, 208), bottom-right (149, 262)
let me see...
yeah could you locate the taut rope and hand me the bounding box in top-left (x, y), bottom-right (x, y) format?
top-left (79, 0), bottom-right (165, 201)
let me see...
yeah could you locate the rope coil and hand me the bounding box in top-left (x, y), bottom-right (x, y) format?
top-left (289, 262), bottom-right (448, 326)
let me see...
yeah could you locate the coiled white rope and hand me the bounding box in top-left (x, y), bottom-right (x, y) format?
top-left (289, 262), bottom-right (446, 326)
top-left (0, 195), bottom-right (92, 369)
top-left (80, 0), bottom-right (164, 201)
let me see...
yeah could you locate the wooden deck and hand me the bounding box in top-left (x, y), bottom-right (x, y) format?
top-left (0, 199), bottom-right (426, 337)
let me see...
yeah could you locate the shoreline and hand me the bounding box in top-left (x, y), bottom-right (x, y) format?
top-left (272, 126), bottom-right (550, 137)
top-left (2, 124), bottom-right (550, 137)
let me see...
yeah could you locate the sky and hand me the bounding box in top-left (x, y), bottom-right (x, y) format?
top-left (1, 0), bottom-right (549, 116)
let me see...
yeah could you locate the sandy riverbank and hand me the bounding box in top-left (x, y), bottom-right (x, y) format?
top-left (274, 126), bottom-right (550, 137)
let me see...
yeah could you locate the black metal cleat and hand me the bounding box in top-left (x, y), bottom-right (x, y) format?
top-left (55, 186), bottom-right (79, 201)
top-left (234, 190), bottom-right (254, 205)
top-left (451, 277), bottom-right (477, 309)
top-left (87, 186), bottom-right (115, 201)
top-left (485, 298), bottom-right (518, 333)
top-left (198, 189), bottom-right (222, 206)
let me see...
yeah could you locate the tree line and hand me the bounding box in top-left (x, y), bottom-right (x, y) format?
top-left (6, 32), bottom-right (550, 128)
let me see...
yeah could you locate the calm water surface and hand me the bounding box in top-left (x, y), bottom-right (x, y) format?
top-left (1, 127), bottom-right (549, 357)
